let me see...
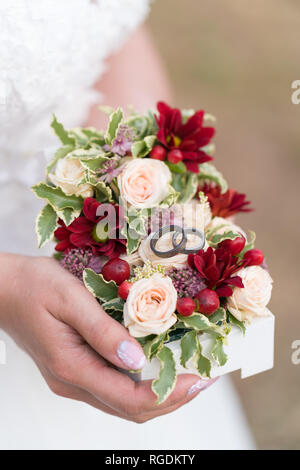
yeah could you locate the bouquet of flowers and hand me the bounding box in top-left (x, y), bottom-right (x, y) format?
top-left (32, 102), bottom-right (273, 404)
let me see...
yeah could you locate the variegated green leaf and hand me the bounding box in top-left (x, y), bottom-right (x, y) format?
top-left (56, 208), bottom-right (81, 226)
top-left (166, 161), bottom-right (186, 174)
top-left (177, 313), bottom-right (224, 337)
top-left (32, 183), bottom-right (83, 212)
top-left (209, 307), bottom-right (226, 324)
top-left (195, 341), bottom-right (211, 378)
top-left (143, 333), bottom-right (167, 361)
top-left (35, 204), bottom-right (58, 248)
top-left (80, 156), bottom-right (110, 173)
top-left (102, 297), bottom-right (125, 312)
top-left (240, 231), bottom-right (256, 257)
top-left (160, 185), bottom-right (179, 207)
top-left (180, 331), bottom-right (198, 368)
top-left (198, 163), bottom-right (228, 194)
top-left (68, 148), bottom-right (106, 161)
top-left (179, 173), bottom-right (198, 203)
top-left (105, 108), bottom-right (123, 145)
top-left (210, 230), bottom-right (240, 247)
top-left (94, 182), bottom-right (114, 202)
top-left (83, 269), bottom-right (118, 302)
top-left (152, 346), bottom-right (177, 404)
top-left (228, 312), bottom-right (246, 335)
top-left (211, 337), bottom-right (228, 366)
top-left (51, 115), bottom-right (75, 146)
top-left (46, 145), bottom-right (74, 174)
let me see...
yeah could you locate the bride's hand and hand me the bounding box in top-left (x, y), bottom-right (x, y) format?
top-left (0, 254), bottom-right (217, 423)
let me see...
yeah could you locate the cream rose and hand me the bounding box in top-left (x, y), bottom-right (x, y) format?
top-left (206, 216), bottom-right (247, 240)
top-left (117, 159), bottom-right (171, 209)
top-left (139, 201), bottom-right (210, 269)
top-left (124, 273), bottom-right (177, 337)
top-left (227, 266), bottom-right (273, 322)
top-left (49, 157), bottom-right (93, 198)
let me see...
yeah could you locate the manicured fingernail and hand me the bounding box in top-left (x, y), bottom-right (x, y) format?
top-left (117, 340), bottom-right (146, 370)
top-left (187, 378), bottom-right (217, 396)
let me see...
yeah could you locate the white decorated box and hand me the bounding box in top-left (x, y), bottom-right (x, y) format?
top-left (137, 311), bottom-right (274, 381)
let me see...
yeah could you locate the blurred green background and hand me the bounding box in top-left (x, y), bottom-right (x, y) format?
top-left (148, 0), bottom-right (300, 450)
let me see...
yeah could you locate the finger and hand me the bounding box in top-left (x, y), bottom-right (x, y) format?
top-left (51, 276), bottom-right (146, 372)
top-left (59, 344), bottom-right (208, 417)
top-left (132, 377), bottom-right (219, 423)
top-left (37, 362), bottom-right (125, 419)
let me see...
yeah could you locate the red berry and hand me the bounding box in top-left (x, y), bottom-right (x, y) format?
top-left (219, 236), bottom-right (246, 256)
top-left (243, 249), bottom-right (264, 266)
top-left (176, 297), bottom-right (196, 317)
top-left (102, 258), bottom-right (130, 285)
top-left (195, 288), bottom-right (220, 316)
top-left (118, 281), bottom-right (132, 300)
top-left (150, 145), bottom-right (166, 161)
top-left (167, 149), bottom-right (183, 164)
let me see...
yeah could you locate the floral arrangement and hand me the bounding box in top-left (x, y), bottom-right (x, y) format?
top-left (32, 102), bottom-right (273, 404)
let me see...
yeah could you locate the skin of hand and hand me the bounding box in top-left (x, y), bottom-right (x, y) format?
top-left (0, 253), bottom-right (217, 423)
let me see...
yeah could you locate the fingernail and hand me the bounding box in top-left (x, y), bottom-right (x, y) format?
top-left (187, 378), bottom-right (217, 396)
top-left (117, 340), bottom-right (146, 370)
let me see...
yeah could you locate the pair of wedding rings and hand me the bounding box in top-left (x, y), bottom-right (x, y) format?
top-left (150, 224), bottom-right (205, 259)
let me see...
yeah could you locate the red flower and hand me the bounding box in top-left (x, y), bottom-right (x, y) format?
top-left (200, 182), bottom-right (253, 218)
top-left (188, 247), bottom-right (247, 298)
top-left (155, 101), bottom-right (215, 173)
top-left (54, 198), bottom-right (126, 259)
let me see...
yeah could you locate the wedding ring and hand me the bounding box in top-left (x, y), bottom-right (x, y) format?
top-left (150, 225), bottom-right (187, 258)
top-left (172, 227), bottom-right (205, 254)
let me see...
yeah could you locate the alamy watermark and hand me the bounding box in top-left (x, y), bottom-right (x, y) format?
top-left (291, 80), bottom-right (300, 104)
top-left (291, 340), bottom-right (300, 365)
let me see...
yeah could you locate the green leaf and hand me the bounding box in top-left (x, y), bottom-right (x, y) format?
top-left (210, 230), bottom-right (240, 247)
top-left (209, 307), bottom-right (226, 324)
top-left (211, 338), bottom-right (228, 366)
top-left (32, 183), bottom-right (83, 212)
top-left (143, 333), bottom-right (167, 361)
top-left (94, 182), bottom-right (114, 202)
top-left (178, 173), bottom-right (198, 203)
top-left (195, 341), bottom-right (211, 378)
top-left (160, 185), bottom-right (179, 207)
top-left (105, 108), bottom-right (123, 145)
top-left (102, 297), bottom-right (125, 312)
top-left (172, 173), bottom-right (186, 193)
top-left (51, 115), bottom-right (75, 146)
top-left (152, 346), bottom-right (177, 404)
top-left (180, 331), bottom-right (198, 368)
top-left (46, 145), bottom-right (74, 174)
top-left (198, 163), bottom-right (228, 194)
top-left (68, 128), bottom-right (90, 147)
top-left (166, 161), bottom-right (186, 174)
top-left (131, 135), bottom-right (156, 158)
top-left (83, 269), bottom-right (118, 302)
top-left (56, 207), bottom-right (81, 226)
top-left (240, 231), bottom-right (256, 257)
top-left (35, 204), bottom-right (58, 248)
top-left (228, 312), bottom-right (246, 335)
top-left (178, 313), bottom-right (224, 337)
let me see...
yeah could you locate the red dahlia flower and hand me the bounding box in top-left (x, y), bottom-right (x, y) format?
top-left (155, 101), bottom-right (215, 173)
top-left (199, 182), bottom-right (253, 218)
top-left (188, 247), bottom-right (247, 298)
top-left (54, 198), bottom-right (126, 259)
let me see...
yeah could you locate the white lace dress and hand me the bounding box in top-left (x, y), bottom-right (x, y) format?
top-left (0, 0), bottom-right (254, 450)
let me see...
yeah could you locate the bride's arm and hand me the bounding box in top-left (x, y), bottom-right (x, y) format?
top-left (0, 253), bottom-right (215, 422)
top-left (85, 26), bottom-right (173, 129)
